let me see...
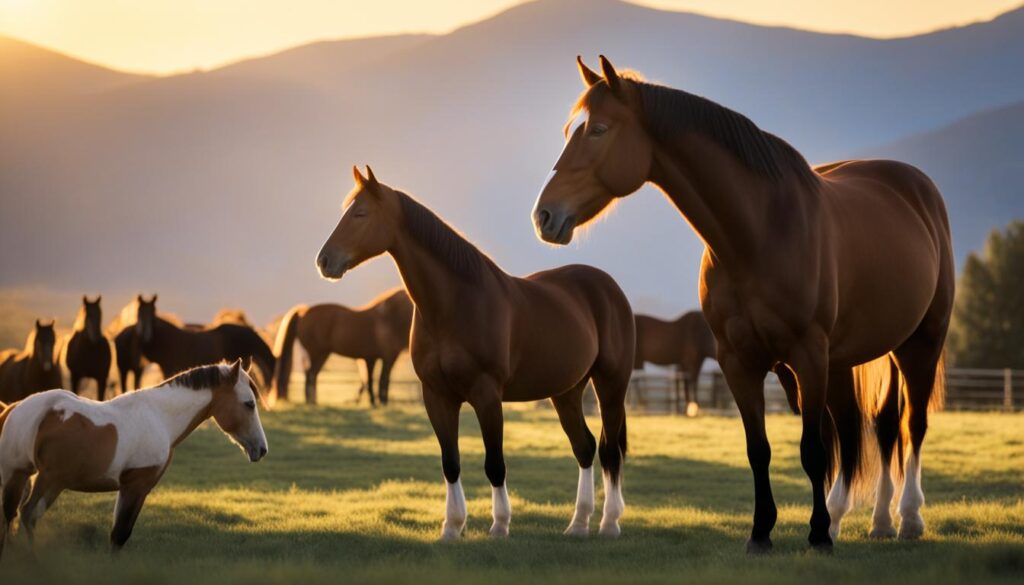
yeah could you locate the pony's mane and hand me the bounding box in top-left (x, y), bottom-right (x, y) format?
top-left (396, 191), bottom-right (498, 281)
top-left (575, 78), bottom-right (817, 187)
top-left (159, 363), bottom-right (229, 390)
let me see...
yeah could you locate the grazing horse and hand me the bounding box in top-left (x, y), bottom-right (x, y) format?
top-left (272, 289), bottom-right (413, 406)
top-left (532, 57), bottom-right (953, 552)
top-left (64, 296), bottom-right (113, 401)
top-left (136, 298), bottom-right (276, 387)
top-left (634, 311), bottom-right (715, 415)
top-left (316, 167), bottom-right (634, 539)
top-left (0, 360), bottom-right (267, 557)
top-left (0, 321), bottom-right (62, 404)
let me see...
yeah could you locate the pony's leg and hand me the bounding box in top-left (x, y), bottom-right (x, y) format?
top-left (378, 358), bottom-right (395, 406)
top-left (1, 470), bottom-right (31, 560)
top-left (591, 372), bottom-right (628, 537)
top-left (870, 366), bottom-right (901, 539)
top-left (892, 322), bottom-right (946, 540)
top-left (471, 390), bottom-right (509, 538)
top-left (304, 353), bottom-right (327, 405)
top-left (423, 386), bottom-right (464, 540)
top-left (110, 485), bottom-right (152, 552)
top-left (824, 367), bottom-right (862, 542)
top-left (551, 382), bottom-right (596, 536)
top-left (19, 474), bottom-right (62, 543)
top-left (788, 335), bottom-right (833, 551)
top-left (720, 352), bottom-right (774, 553)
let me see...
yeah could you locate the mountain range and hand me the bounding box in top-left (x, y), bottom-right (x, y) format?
top-left (1, 0), bottom-right (1022, 323)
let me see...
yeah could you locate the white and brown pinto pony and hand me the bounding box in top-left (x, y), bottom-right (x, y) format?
top-left (0, 360), bottom-right (268, 557)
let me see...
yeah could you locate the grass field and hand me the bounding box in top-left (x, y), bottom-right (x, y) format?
top-left (0, 394), bottom-right (1022, 584)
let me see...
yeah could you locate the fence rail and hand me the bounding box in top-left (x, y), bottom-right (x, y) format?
top-left (290, 365), bottom-right (1024, 415)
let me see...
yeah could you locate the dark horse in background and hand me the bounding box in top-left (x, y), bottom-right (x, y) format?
top-left (533, 57), bottom-right (953, 552)
top-left (64, 295), bottom-right (113, 401)
top-left (317, 167), bottom-right (634, 540)
top-left (0, 320), bottom-right (62, 403)
top-left (634, 311), bottom-right (715, 415)
top-left (136, 296), bottom-right (276, 387)
top-left (110, 295), bottom-right (157, 394)
top-left (272, 289), bottom-right (413, 406)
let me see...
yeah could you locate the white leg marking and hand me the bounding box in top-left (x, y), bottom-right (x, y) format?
top-left (564, 466), bottom-right (594, 536)
top-left (686, 401), bottom-right (700, 417)
top-left (441, 479), bottom-right (467, 541)
top-left (489, 483), bottom-right (511, 538)
top-left (827, 472), bottom-right (853, 541)
top-left (898, 450), bottom-right (925, 539)
top-left (598, 471), bottom-right (624, 537)
top-left (870, 457), bottom-right (897, 538)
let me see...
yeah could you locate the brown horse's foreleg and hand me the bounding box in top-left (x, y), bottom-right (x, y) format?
top-left (377, 358), bottom-right (395, 406)
top-left (1, 470), bottom-right (31, 560)
top-left (720, 350), bottom-right (774, 553)
top-left (363, 358), bottom-right (378, 406)
top-left (551, 382), bottom-right (596, 536)
top-left (471, 391), bottom-right (508, 538)
top-left (788, 334), bottom-right (833, 552)
top-left (423, 386), bottom-right (464, 540)
top-left (110, 483), bottom-right (154, 553)
top-left (591, 372), bottom-right (628, 538)
top-left (304, 353), bottom-right (327, 406)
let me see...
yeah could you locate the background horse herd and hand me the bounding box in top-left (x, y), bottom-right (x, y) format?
top-left (0, 56), bottom-right (953, 558)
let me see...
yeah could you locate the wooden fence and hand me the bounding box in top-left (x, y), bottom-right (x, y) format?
top-left (290, 362), bottom-right (1024, 415)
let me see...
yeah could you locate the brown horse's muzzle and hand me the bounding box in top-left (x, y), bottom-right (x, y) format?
top-left (533, 206), bottom-right (577, 245)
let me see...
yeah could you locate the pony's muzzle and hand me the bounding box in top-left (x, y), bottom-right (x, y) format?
top-left (247, 443), bottom-right (268, 462)
top-left (533, 206), bottom-right (576, 245)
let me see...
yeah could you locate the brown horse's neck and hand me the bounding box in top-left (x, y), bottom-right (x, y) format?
top-left (649, 134), bottom-right (817, 270)
top-left (387, 233), bottom-right (475, 327)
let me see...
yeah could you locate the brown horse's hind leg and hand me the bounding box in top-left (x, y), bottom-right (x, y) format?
top-left (552, 382), bottom-right (597, 536)
top-left (1, 469), bottom-right (31, 559)
top-left (470, 390), bottom-right (509, 538)
top-left (110, 485), bottom-right (151, 552)
top-left (892, 318), bottom-right (947, 540)
top-left (870, 360), bottom-right (901, 539)
top-left (590, 371), bottom-right (628, 537)
top-left (378, 358), bottom-right (396, 406)
top-left (304, 353), bottom-right (328, 405)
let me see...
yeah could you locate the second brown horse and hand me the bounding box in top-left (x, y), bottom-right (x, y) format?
top-left (272, 289), bottom-right (413, 405)
top-left (317, 167), bottom-right (635, 540)
top-left (634, 311), bottom-right (715, 415)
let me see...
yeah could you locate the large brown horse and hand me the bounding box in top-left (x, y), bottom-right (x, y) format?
top-left (272, 289), bottom-right (413, 406)
top-left (64, 296), bottom-right (113, 401)
top-left (317, 167), bottom-right (634, 540)
top-left (634, 311), bottom-right (715, 415)
top-left (0, 321), bottom-right (62, 403)
top-left (533, 57), bottom-right (953, 552)
top-left (135, 297), bottom-right (276, 387)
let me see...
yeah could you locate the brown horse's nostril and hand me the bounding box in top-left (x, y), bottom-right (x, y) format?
top-left (316, 253), bottom-right (328, 270)
top-left (537, 209), bottom-right (552, 231)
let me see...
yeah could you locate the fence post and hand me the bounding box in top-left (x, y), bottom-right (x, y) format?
top-left (1005, 368), bottom-right (1014, 412)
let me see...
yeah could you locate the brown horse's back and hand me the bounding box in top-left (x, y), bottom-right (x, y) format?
top-left (502, 264), bottom-right (634, 401)
top-left (634, 312), bottom-right (715, 370)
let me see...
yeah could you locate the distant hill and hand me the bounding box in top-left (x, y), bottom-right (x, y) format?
top-left (861, 100), bottom-right (1024, 256)
top-left (1, 0), bottom-right (1023, 322)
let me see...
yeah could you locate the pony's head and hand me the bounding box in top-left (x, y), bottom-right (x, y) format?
top-left (533, 56), bottom-right (652, 245)
top-left (210, 359), bottom-right (269, 463)
top-left (316, 165), bottom-right (400, 281)
top-left (79, 295), bottom-right (103, 342)
top-left (135, 294), bottom-right (157, 343)
top-left (31, 319), bottom-right (58, 372)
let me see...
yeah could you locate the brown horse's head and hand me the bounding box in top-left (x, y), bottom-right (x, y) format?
top-left (533, 56), bottom-right (653, 245)
top-left (80, 295), bottom-right (103, 342)
top-left (31, 319), bottom-right (57, 372)
top-left (136, 294), bottom-right (157, 343)
top-left (210, 359), bottom-right (269, 463)
top-left (316, 165), bottom-right (400, 281)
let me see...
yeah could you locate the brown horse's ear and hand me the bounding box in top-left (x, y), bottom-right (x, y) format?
top-left (577, 55), bottom-right (601, 87)
top-left (364, 165), bottom-right (381, 194)
top-left (136, 294), bottom-right (144, 303)
top-left (151, 294), bottom-right (158, 303)
top-left (35, 318), bottom-right (42, 328)
top-left (352, 165), bottom-right (367, 188)
top-left (96, 294), bottom-right (102, 304)
top-left (83, 295), bottom-right (89, 304)
top-left (599, 55), bottom-right (622, 95)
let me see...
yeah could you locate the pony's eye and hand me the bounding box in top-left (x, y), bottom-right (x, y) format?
top-left (588, 124), bottom-right (609, 138)
top-left (244, 400), bottom-right (256, 410)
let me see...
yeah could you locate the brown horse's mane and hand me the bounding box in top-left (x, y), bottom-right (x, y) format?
top-left (22, 327), bottom-right (37, 355)
top-left (396, 190), bottom-right (498, 282)
top-left (575, 78), bottom-right (818, 188)
top-left (158, 363), bottom-right (227, 391)
top-left (73, 305), bottom-right (90, 332)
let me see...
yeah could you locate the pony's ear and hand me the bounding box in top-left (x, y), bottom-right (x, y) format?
top-left (599, 55), bottom-right (622, 95)
top-left (228, 358), bottom-right (242, 382)
top-left (577, 55), bottom-right (601, 87)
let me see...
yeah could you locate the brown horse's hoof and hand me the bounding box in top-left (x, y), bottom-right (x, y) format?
top-left (810, 539), bottom-right (834, 554)
top-left (746, 537), bottom-right (773, 554)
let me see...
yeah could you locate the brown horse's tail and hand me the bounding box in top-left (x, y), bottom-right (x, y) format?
top-left (271, 306), bottom-right (305, 403)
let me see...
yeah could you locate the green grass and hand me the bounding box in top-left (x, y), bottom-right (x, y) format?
top-left (1, 403), bottom-right (1022, 584)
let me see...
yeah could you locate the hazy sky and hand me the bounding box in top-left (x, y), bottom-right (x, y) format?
top-left (1, 0), bottom-right (1020, 74)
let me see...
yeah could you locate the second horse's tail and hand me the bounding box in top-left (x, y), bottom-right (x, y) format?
top-left (271, 306), bottom-right (306, 404)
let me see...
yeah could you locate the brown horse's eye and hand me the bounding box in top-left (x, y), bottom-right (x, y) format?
top-left (352, 208), bottom-right (368, 218)
top-left (588, 123), bottom-right (609, 138)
